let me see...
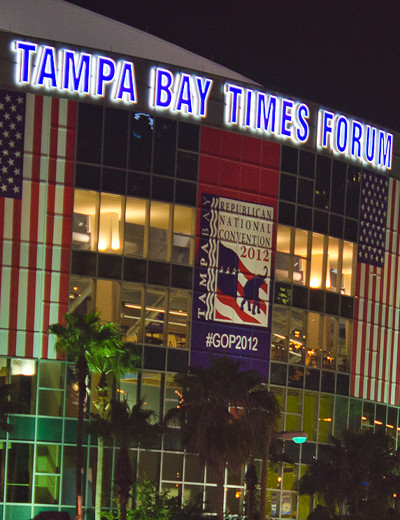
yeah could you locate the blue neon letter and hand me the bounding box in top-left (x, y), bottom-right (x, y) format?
top-left (196, 77), bottom-right (213, 117)
top-left (226, 84), bottom-right (243, 124)
top-left (96, 56), bottom-right (116, 97)
top-left (321, 111), bottom-right (334, 148)
top-left (35, 46), bottom-right (58, 87)
top-left (14, 41), bottom-right (37, 83)
top-left (154, 68), bottom-right (174, 108)
top-left (351, 121), bottom-right (363, 158)
top-left (296, 103), bottom-right (310, 142)
top-left (336, 115), bottom-right (348, 153)
top-left (365, 126), bottom-right (376, 162)
top-left (114, 61), bottom-right (137, 103)
top-left (245, 89), bottom-right (254, 127)
top-left (175, 74), bottom-right (193, 113)
top-left (378, 131), bottom-right (393, 169)
top-left (256, 93), bottom-right (277, 133)
top-left (281, 99), bottom-right (293, 137)
top-left (63, 50), bottom-right (90, 93)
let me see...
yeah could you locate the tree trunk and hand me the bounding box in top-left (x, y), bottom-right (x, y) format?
top-left (95, 436), bottom-right (104, 520)
top-left (216, 466), bottom-right (225, 520)
top-left (115, 444), bottom-right (132, 520)
top-left (94, 378), bottom-right (108, 520)
top-left (259, 430), bottom-right (271, 520)
top-left (76, 353), bottom-right (89, 520)
top-left (245, 462), bottom-right (257, 520)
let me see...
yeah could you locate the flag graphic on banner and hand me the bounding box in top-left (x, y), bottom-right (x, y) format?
top-left (0, 90), bottom-right (77, 359)
top-left (0, 90), bottom-right (25, 199)
top-left (351, 170), bottom-right (400, 405)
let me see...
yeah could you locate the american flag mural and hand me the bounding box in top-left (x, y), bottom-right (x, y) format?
top-left (0, 90), bottom-right (76, 359)
top-left (351, 170), bottom-right (400, 405)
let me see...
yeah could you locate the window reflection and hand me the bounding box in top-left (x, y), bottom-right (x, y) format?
top-left (149, 201), bottom-right (171, 261)
top-left (68, 276), bottom-right (94, 315)
top-left (293, 229), bottom-right (309, 285)
top-left (167, 290), bottom-right (190, 349)
top-left (275, 225), bottom-right (355, 295)
top-left (121, 284), bottom-right (144, 343)
top-left (310, 234), bottom-right (324, 289)
top-left (72, 190), bottom-right (99, 251)
top-left (98, 193), bottom-right (124, 254)
top-left (96, 279), bottom-right (120, 323)
top-left (72, 190), bottom-right (195, 266)
top-left (124, 198), bottom-right (147, 257)
top-left (326, 237), bottom-right (340, 292)
top-left (172, 206), bottom-right (195, 265)
top-left (145, 289), bottom-right (167, 345)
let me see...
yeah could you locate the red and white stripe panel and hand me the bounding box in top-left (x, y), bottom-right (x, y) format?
top-left (0, 94), bottom-right (76, 360)
top-left (351, 177), bottom-right (400, 406)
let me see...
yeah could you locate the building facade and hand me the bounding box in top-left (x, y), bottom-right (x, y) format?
top-left (1, 1), bottom-right (400, 518)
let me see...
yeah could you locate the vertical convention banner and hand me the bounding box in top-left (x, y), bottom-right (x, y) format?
top-left (191, 193), bottom-right (274, 367)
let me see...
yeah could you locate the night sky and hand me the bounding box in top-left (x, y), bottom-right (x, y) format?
top-left (64, 0), bottom-right (400, 132)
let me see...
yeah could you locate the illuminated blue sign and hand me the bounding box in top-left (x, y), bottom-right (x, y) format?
top-left (150, 67), bottom-right (213, 118)
top-left (317, 109), bottom-right (393, 170)
top-left (13, 40), bottom-right (138, 104)
top-left (11, 40), bottom-right (394, 171)
top-left (224, 83), bottom-right (310, 145)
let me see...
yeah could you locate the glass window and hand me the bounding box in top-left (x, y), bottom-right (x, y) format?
top-left (164, 374), bottom-right (181, 417)
top-left (303, 392), bottom-right (318, 441)
top-left (338, 319), bottom-right (352, 372)
top-left (289, 309), bottom-right (307, 365)
top-left (11, 359), bottom-right (37, 414)
top-left (306, 313), bottom-right (321, 368)
top-left (271, 307), bottom-right (289, 362)
top-left (120, 283), bottom-right (144, 343)
top-left (39, 361), bottom-right (64, 389)
top-left (72, 190), bottom-right (99, 251)
top-left (96, 279), bottom-right (120, 324)
top-left (0, 358), bottom-right (6, 387)
top-left (322, 316), bottom-right (337, 370)
top-left (310, 234), bottom-right (324, 289)
top-left (76, 103), bottom-right (102, 164)
top-left (162, 453), bottom-right (183, 481)
top-left (148, 201), bottom-right (171, 261)
top-left (172, 206), bottom-right (195, 265)
top-left (98, 193), bottom-right (124, 254)
top-left (167, 290), bottom-right (190, 349)
top-left (275, 226), bottom-right (292, 283)
top-left (318, 394), bottom-right (334, 442)
top-left (286, 389), bottom-right (302, 414)
top-left (342, 241), bottom-right (355, 296)
top-left (140, 372), bottom-right (162, 420)
top-left (326, 237), bottom-right (340, 292)
top-left (103, 107), bottom-right (129, 168)
top-left (68, 276), bottom-right (94, 315)
top-left (129, 113), bottom-right (154, 172)
top-left (7, 443), bottom-right (33, 502)
top-left (144, 289), bottom-right (167, 345)
top-left (38, 390), bottom-right (63, 416)
top-left (176, 151), bottom-right (198, 181)
top-left (293, 229), bottom-right (309, 286)
top-left (124, 197), bottom-right (148, 257)
top-left (119, 373), bottom-right (138, 409)
top-left (334, 396), bottom-right (349, 437)
top-left (154, 118), bottom-right (176, 177)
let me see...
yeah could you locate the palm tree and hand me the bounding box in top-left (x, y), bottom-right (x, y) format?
top-left (86, 339), bottom-right (139, 520)
top-left (109, 398), bottom-right (159, 520)
top-left (299, 430), bottom-right (400, 519)
top-left (243, 387), bottom-right (281, 520)
top-left (48, 311), bottom-right (127, 520)
top-left (166, 356), bottom-right (275, 520)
